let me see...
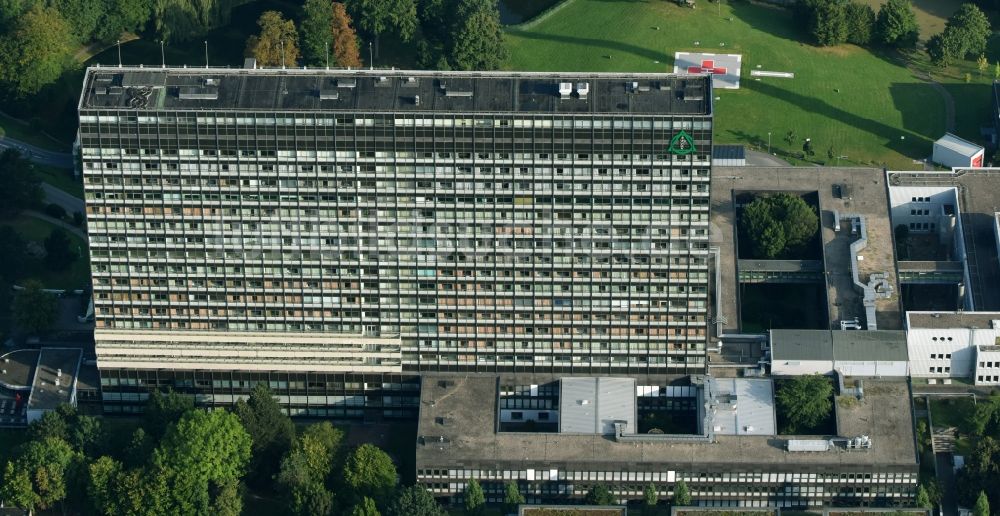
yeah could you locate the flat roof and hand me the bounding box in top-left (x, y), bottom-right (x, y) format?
top-left (713, 144), bottom-right (746, 160)
top-left (770, 330), bottom-right (907, 362)
top-left (888, 170), bottom-right (1000, 310)
top-left (907, 311), bottom-right (1000, 330)
top-left (0, 349), bottom-right (39, 390)
top-left (770, 330), bottom-right (835, 361)
top-left (558, 377), bottom-right (636, 435)
top-left (707, 377), bottom-right (776, 436)
top-left (416, 375), bottom-right (916, 470)
top-left (711, 167), bottom-right (901, 334)
top-left (27, 349), bottom-right (81, 412)
top-left (80, 67), bottom-right (712, 116)
top-left (934, 133), bottom-right (984, 157)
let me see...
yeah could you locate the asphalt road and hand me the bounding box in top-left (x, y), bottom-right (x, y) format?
top-left (42, 183), bottom-right (85, 214)
top-left (0, 136), bottom-right (73, 168)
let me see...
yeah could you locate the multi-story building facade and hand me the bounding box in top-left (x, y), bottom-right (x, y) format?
top-left (78, 67), bottom-right (712, 413)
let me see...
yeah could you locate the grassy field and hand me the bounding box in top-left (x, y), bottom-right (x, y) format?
top-left (506, 0), bottom-right (946, 168)
top-left (0, 112), bottom-right (72, 152)
top-left (35, 164), bottom-right (84, 199)
top-left (1, 215), bottom-right (90, 290)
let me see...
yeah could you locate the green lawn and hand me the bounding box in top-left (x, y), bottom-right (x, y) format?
top-left (35, 164), bottom-right (84, 199)
top-left (506, 0), bottom-right (945, 168)
top-left (1, 215), bottom-right (90, 290)
top-left (929, 396), bottom-right (976, 432)
top-left (0, 112), bottom-right (72, 152)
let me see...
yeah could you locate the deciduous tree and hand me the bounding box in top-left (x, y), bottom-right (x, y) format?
top-left (386, 485), bottom-right (446, 516)
top-left (0, 149), bottom-right (43, 218)
top-left (975, 490), bottom-right (990, 516)
top-left (4, 436), bottom-right (81, 511)
top-left (246, 10), bottom-right (301, 67)
top-left (450, 0), bottom-right (508, 70)
top-left (875, 0), bottom-right (919, 48)
top-left (845, 2), bottom-right (875, 45)
top-left (352, 496), bottom-right (381, 516)
top-left (343, 444), bottom-right (397, 501)
top-left (944, 3), bottom-right (992, 59)
top-left (350, 0), bottom-right (417, 42)
top-left (673, 479), bottom-right (691, 506)
top-left (152, 409), bottom-right (252, 514)
top-left (643, 482), bottom-right (658, 507)
top-left (776, 375), bottom-right (834, 434)
top-left (13, 280), bottom-right (57, 335)
top-left (465, 478), bottom-right (485, 513)
top-left (302, 0), bottom-right (334, 66)
top-left (504, 480), bottom-right (525, 510)
top-left (586, 484), bottom-right (616, 505)
top-left (145, 388), bottom-right (194, 439)
top-left (0, 4), bottom-right (76, 97)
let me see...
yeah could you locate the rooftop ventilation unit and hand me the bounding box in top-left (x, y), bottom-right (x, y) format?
top-left (403, 77), bottom-right (418, 86)
top-left (337, 78), bottom-right (357, 88)
top-left (558, 82), bottom-right (572, 98)
top-left (204, 78), bottom-right (218, 86)
top-left (444, 89), bottom-right (472, 97)
top-left (318, 90), bottom-right (339, 100)
top-left (576, 82), bottom-right (590, 99)
top-left (177, 86), bottom-right (218, 100)
top-left (414, 95), bottom-right (420, 106)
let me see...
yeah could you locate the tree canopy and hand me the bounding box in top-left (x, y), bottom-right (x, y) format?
top-left (975, 490), bottom-right (990, 516)
top-left (246, 10), bottom-right (301, 67)
top-left (235, 382), bottom-right (295, 488)
top-left (2, 436), bottom-right (81, 512)
top-left (673, 479), bottom-right (691, 506)
top-left (930, 3), bottom-right (992, 66)
top-left (465, 478), bottom-right (485, 513)
top-left (277, 422), bottom-right (345, 516)
top-left (386, 485), bottom-right (446, 516)
top-left (13, 280), bottom-right (58, 335)
top-left (740, 193), bottom-right (819, 259)
top-left (349, 0), bottom-right (417, 41)
top-left (776, 375), bottom-right (834, 434)
top-left (343, 443), bottom-right (398, 502)
top-left (0, 5), bottom-right (76, 97)
top-left (145, 388), bottom-right (195, 439)
top-left (0, 149), bottom-right (43, 217)
top-left (301, 0), bottom-right (335, 66)
top-left (44, 228), bottom-right (78, 271)
top-left (152, 409), bottom-right (252, 514)
top-left (331, 3), bottom-right (362, 67)
top-left (875, 0), bottom-right (919, 48)
top-left (585, 484), bottom-right (616, 505)
top-left (450, 0), bottom-right (508, 70)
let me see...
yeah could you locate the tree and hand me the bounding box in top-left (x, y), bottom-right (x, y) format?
top-left (0, 149), bottom-right (43, 218)
top-left (301, 0), bottom-right (334, 66)
top-left (776, 375), bottom-right (834, 434)
top-left (875, 0), bottom-right (919, 48)
top-left (87, 456), bottom-right (123, 515)
top-left (927, 32), bottom-right (958, 66)
top-left (350, 0), bottom-right (417, 43)
top-left (152, 409), bottom-right (252, 514)
top-left (465, 478), bottom-right (485, 513)
top-left (586, 484), bottom-right (616, 505)
top-left (1, 462), bottom-right (40, 513)
top-left (235, 382), bottom-right (295, 488)
top-left (331, 3), bottom-right (362, 67)
top-left (450, 0), bottom-right (508, 70)
top-left (504, 480), bottom-right (525, 509)
top-left (152, 0), bottom-right (241, 43)
top-left (809, 0), bottom-right (849, 46)
top-left (740, 193), bottom-right (818, 259)
top-left (944, 3), bottom-right (992, 59)
top-left (212, 478), bottom-right (244, 516)
top-left (246, 11), bottom-right (301, 67)
top-left (145, 388), bottom-right (194, 439)
top-left (343, 444), bottom-right (397, 501)
top-left (643, 482), bottom-right (658, 507)
top-left (979, 54), bottom-right (990, 76)
top-left (13, 280), bottom-right (57, 335)
top-left (845, 2), bottom-right (875, 45)
top-left (916, 484), bottom-right (933, 508)
top-left (673, 479), bottom-right (691, 506)
top-left (352, 496), bottom-right (381, 516)
top-left (386, 485), bottom-right (446, 516)
top-left (0, 4), bottom-right (76, 97)
top-left (995, 61), bottom-right (1000, 80)
top-left (4, 436), bottom-right (81, 511)
top-left (975, 490), bottom-right (990, 516)
top-left (44, 228), bottom-right (78, 271)
top-left (277, 422), bottom-right (343, 516)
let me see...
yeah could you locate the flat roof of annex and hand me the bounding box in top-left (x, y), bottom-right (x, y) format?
top-left (79, 66), bottom-right (713, 116)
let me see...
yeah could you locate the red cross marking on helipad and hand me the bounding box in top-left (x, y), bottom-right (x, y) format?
top-left (687, 60), bottom-right (727, 75)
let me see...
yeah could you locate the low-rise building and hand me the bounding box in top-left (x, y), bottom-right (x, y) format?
top-left (905, 311), bottom-right (1000, 384)
top-left (769, 330), bottom-right (908, 377)
top-left (416, 375), bottom-right (918, 508)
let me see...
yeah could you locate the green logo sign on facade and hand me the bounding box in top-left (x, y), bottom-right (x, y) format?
top-left (668, 130), bottom-right (696, 155)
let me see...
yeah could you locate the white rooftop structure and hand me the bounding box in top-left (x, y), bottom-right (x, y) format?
top-left (706, 377), bottom-right (776, 436)
top-left (558, 377), bottom-right (636, 435)
top-left (932, 133), bottom-right (984, 168)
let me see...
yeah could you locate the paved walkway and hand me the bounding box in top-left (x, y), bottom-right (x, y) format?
top-left (24, 210), bottom-right (87, 240)
top-left (0, 136), bottom-right (73, 168)
top-left (745, 149), bottom-right (791, 167)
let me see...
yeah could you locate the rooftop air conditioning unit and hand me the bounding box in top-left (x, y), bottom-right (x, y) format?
top-left (558, 82), bottom-right (572, 99)
top-left (576, 82), bottom-right (590, 99)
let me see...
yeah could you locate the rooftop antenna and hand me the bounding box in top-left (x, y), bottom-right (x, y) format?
top-left (204, 41), bottom-right (208, 68)
top-left (281, 40), bottom-right (286, 69)
top-left (116, 39), bottom-right (122, 67)
top-left (160, 40), bottom-right (165, 68)
top-left (325, 41), bottom-right (330, 69)
top-left (368, 41), bottom-right (373, 70)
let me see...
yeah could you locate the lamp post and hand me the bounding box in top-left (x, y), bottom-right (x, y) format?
top-left (369, 42), bottom-right (374, 70)
top-left (767, 131), bottom-right (771, 155)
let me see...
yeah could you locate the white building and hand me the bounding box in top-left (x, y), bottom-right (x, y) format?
top-left (769, 329), bottom-right (909, 377)
top-left (906, 312), bottom-right (1000, 384)
top-left (932, 133), bottom-right (984, 169)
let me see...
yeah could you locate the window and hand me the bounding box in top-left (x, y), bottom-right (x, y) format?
top-left (511, 412), bottom-right (523, 420)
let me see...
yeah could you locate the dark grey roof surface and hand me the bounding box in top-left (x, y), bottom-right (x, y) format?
top-left (770, 329), bottom-right (834, 361)
top-left (27, 348), bottom-right (82, 411)
top-left (80, 67), bottom-right (712, 115)
top-left (771, 330), bottom-right (907, 362)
